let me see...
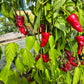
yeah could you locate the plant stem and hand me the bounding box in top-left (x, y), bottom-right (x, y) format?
top-left (61, 6), bottom-right (70, 17)
top-left (20, 2), bottom-right (34, 28)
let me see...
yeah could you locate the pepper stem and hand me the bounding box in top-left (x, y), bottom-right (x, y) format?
top-left (77, 54), bottom-right (80, 66)
top-left (79, 32), bottom-right (82, 36)
top-left (45, 25), bottom-right (47, 33)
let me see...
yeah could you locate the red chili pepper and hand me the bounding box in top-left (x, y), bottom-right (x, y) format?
top-left (66, 62), bottom-right (71, 70)
top-left (19, 26), bottom-right (26, 35)
top-left (64, 49), bottom-right (71, 58)
top-left (70, 61), bottom-right (77, 67)
top-left (61, 62), bottom-right (71, 72)
top-left (66, 13), bottom-right (83, 32)
top-left (40, 24), bottom-right (46, 32)
top-left (16, 15), bottom-right (24, 25)
top-left (40, 32), bottom-right (50, 47)
top-left (65, 49), bottom-right (77, 67)
top-left (76, 36), bottom-right (84, 55)
top-left (16, 15), bottom-right (26, 35)
top-left (41, 53), bottom-right (51, 63)
top-left (81, 61), bottom-right (84, 65)
top-left (60, 67), bottom-right (67, 72)
top-left (36, 56), bottom-right (40, 61)
top-left (68, 57), bottom-right (74, 61)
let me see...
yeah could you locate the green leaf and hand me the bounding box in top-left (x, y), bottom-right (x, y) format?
top-left (22, 49), bottom-right (35, 69)
top-left (0, 46), bottom-right (3, 60)
top-left (9, 9), bottom-right (15, 21)
top-left (30, 81), bottom-right (36, 84)
top-left (20, 48), bottom-right (25, 57)
top-left (45, 69), bottom-right (50, 80)
top-left (49, 48), bottom-right (58, 64)
top-left (1, 2), bottom-right (11, 17)
top-left (20, 77), bottom-right (29, 84)
top-left (46, 3), bottom-right (51, 10)
top-left (68, 40), bottom-right (78, 57)
top-left (55, 68), bottom-right (61, 80)
top-left (65, 72), bottom-right (72, 84)
top-left (46, 11), bottom-right (52, 23)
top-left (36, 57), bottom-right (45, 71)
top-left (43, 42), bottom-right (50, 54)
top-left (49, 35), bottom-right (55, 49)
top-left (5, 43), bottom-right (19, 65)
top-left (31, 69), bottom-right (36, 78)
top-left (51, 64), bottom-right (56, 81)
top-left (26, 0), bottom-right (30, 5)
top-left (11, 0), bottom-right (19, 10)
top-left (7, 70), bottom-right (20, 84)
top-left (25, 36), bottom-right (35, 50)
top-left (33, 10), bottom-right (41, 33)
top-left (0, 64), bottom-right (12, 84)
top-left (79, 65), bottom-right (84, 84)
top-left (79, 9), bottom-right (84, 27)
top-left (34, 40), bottom-right (40, 54)
top-left (34, 72), bottom-right (42, 84)
top-left (53, 0), bottom-right (66, 12)
top-left (15, 57), bottom-right (25, 74)
top-left (73, 67), bottom-right (80, 84)
top-left (55, 29), bottom-right (64, 42)
top-left (55, 20), bottom-right (66, 37)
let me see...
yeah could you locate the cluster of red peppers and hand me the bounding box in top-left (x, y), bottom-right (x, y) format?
top-left (61, 49), bottom-right (77, 72)
top-left (66, 13), bottom-right (84, 55)
top-left (16, 15), bottom-right (26, 35)
top-left (39, 24), bottom-right (51, 63)
top-left (36, 53), bottom-right (51, 63)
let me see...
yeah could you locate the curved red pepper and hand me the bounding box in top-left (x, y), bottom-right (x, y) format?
top-left (16, 15), bottom-right (26, 35)
top-left (40, 24), bottom-right (46, 32)
top-left (64, 49), bottom-right (71, 58)
top-left (41, 53), bottom-right (51, 63)
top-left (61, 62), bottom-right (71, 72)
top-left (66, 62), bottom-right (71, 70)
top-left (65, 49), bottom-right (77, 67)
top-left (60, 67), bottom-right (67, 72)
top-left (40, 32), bottom-right (50, 47)
top-left (76, 36), bottom-right (84, 54)
top-left (66, 13), bottom-right (83, 32)
top-left (70, 61), bottom-right (77, 67)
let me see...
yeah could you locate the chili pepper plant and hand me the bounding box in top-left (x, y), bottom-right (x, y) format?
top-left (0, 0), bottom-right (84, 84)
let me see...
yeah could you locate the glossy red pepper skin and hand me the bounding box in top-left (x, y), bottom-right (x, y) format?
top-left (16, 16), bottom-right (26, 35)
top-left (16, 16), bottom-right (24, 24)
top-left (66, 13), bottom-right (83, 32)
top-left (76, 36), bottom-right (84, 55)
top-left (41, 53), bottom-right (51, 63)
top-left (40, 32), bottom-right (50, 47)
top-left (40, 24), bottom-right (46, 32)
top-left (66, 62), bottom-right (71, 70)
